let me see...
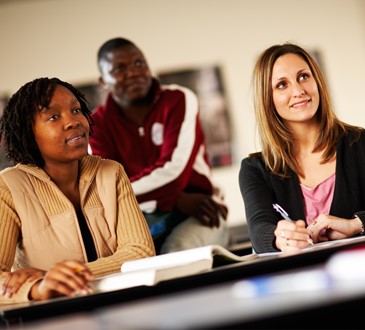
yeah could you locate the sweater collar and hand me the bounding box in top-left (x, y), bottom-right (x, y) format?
top-left (15, 155), bottom-right (101, 184)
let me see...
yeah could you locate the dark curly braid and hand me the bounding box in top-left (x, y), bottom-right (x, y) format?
top-left (0, 77), bottom-right (94, 167)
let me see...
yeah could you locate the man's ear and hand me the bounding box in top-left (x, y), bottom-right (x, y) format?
top-left (98, 76), bottom-right (106, 88)
top-left (98, 77), bottom-right (109, 103)
top-left (99, 76), bottom-right (111, 93)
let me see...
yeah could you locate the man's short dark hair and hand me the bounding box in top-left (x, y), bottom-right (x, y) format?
top-left (97, 37), bottom-right (136, 69)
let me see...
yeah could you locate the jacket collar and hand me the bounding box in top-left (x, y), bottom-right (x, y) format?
top-left (15, 154), bottom-right (102, 184)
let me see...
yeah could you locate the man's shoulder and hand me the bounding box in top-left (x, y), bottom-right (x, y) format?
top-left (91, 104), bottom-right (107, 119)
top-left (160, 83), bottom-right (197, 98)
top-left (158, 84), bottom-right (199, 113)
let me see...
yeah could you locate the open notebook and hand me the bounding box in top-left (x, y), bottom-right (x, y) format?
top-left (90, 245), bottom-right (260, 293)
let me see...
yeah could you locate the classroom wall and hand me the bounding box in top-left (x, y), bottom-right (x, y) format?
top-left (1, 0), bottom-right (365, 226)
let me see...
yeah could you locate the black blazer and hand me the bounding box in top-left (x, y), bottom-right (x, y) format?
top-left (239, 130), bottom-right (365, 253)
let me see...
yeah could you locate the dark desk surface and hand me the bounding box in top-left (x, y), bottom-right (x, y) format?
top-left (2, 236), bottom-right (365, 328)
top-left (94, 251), bottom-right (365, 330)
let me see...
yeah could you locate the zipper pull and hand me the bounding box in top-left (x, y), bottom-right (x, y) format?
top-left (138, 127), bottom-right (145, 136)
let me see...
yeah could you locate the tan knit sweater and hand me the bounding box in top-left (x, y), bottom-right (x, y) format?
top-left (0, 155), bottom-right (155, 304)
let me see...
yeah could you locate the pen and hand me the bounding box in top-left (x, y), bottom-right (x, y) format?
top-left (272, 203), bottom-right (314, 245)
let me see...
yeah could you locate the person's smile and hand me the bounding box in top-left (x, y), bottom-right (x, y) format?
top-left (65, 130), bottom-right (87, 146)
top-left (290, 98), bottom-right (311, 109)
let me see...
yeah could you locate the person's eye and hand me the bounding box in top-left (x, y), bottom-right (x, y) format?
top-left (276, 81), bottom-right (286, 90)
top-left (299, 73), bottom-right (310, 82)
top-left (73, 108), bottom-right (82, 114)
top-left (135, 59), bottom-right (144, 68)
top-left (48, 114), bottom-right (59, 121)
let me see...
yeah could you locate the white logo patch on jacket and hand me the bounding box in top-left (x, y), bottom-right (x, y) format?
top-left (151, 123), bottom-right (164, 145)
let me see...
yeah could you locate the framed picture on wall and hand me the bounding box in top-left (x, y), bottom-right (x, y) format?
top-left (76, 82), bottom-right (107, 113)
top-left (158, 65), bottom-right (233, 168)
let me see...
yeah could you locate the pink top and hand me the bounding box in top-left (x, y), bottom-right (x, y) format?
top-left (300, 173), bottom-right (336, 226)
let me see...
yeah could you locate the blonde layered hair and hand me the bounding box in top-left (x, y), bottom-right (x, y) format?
top-left (252, 42), bottom-right (361, 178)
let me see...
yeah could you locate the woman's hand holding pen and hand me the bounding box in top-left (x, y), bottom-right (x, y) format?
top-left (274, 219), bottom-right (313, 252)
top-left (273, 203), bottom-right (314, 251)
top-left (30, 260), bottom-right (95, 301)
top-left (307, 214), bottom-right (363, 243)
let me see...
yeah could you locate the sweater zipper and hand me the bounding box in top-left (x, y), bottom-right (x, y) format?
top-left (138, 127), bottom-right (145, 137)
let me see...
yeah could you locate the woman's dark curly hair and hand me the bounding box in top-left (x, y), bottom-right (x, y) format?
top-left (0, 77), bottom-right (94, 167)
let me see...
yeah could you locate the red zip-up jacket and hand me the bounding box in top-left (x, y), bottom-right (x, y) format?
top-left (89, 79), bottom-right (213, 212)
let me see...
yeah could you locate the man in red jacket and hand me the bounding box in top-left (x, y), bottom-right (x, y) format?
top-left (89, 37), bottom-right (229, 254)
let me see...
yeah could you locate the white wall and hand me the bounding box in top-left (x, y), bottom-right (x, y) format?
top-left (1, 0), bottom-right (365, 226)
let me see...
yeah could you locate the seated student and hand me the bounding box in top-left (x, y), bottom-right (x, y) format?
top-left (239, 42), bottom-right (365, 254)
top-left (89, 37), bottom-right (229, 254)
top-left (0, 77), bottom-right (155, 303)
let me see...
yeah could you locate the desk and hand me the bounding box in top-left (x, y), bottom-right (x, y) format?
top-left (95, 254), bottom-right (365, 329)
top-left (2, 236), bottom-right (365, 328)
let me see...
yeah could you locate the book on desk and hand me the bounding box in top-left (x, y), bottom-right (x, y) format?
top-left (90, 236), bottom-right (365, 293)
top-left (90, 244), bottom-right (261, 293)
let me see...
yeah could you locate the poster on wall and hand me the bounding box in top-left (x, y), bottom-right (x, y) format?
top-left (158, 65), bottom-right (233, 168)
top-left (76, 83), bottom-right (107, 113)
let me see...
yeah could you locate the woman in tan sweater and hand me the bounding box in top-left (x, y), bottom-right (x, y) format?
top-left (0, 77), bottom-right (155, 303)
